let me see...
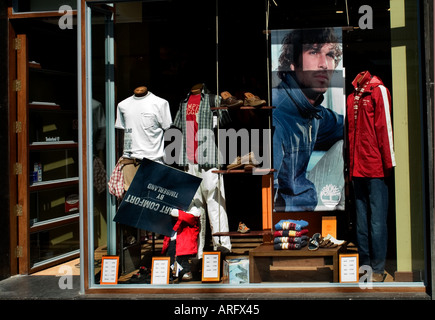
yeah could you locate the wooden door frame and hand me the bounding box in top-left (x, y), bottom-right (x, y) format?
top-left (8, 7), bottom-right (79, 275)
top-left (7, 17), bottom-right (30, 275)
top-left (8, 17), bottom-right (18, 277)
top-left (15, 32), bottom-right (30, 275)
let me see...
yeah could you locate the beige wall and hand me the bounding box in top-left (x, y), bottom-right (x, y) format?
top-left (391, 0), bottom-right (425, 274)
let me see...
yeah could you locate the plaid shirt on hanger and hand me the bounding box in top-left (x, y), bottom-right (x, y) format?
top-left (107, 157), bottom-right (125, 199)
top-left (173, 85), bottom-right (231, 170)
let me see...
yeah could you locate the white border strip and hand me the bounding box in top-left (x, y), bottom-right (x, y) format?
top-left (88, 281), bottom-right (425, 290)
top-left (379, 85), bottom-right (396, 167)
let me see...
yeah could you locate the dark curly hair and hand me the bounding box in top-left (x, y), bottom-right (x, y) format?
top-left (277, 28), bottom-right (342, 80)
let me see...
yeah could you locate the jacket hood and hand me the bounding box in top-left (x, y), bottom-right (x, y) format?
top-left (351, 71), bottom-right (384, 92)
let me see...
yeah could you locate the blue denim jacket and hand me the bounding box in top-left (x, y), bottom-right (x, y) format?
top-left (272, 74), bottom-right (344, 211)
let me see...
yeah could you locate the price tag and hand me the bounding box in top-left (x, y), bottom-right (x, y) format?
top-left (202, 252), bottom-right (221, 282)
top-left (100, 256), bottom-right (119, 285)
top-left (151, 257), bottom-right (171, 285)
top-left (339, 253), bottom-right (359, 283)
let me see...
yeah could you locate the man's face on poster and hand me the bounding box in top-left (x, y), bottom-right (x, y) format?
top-left (291, 43), bottom-right (338, 95)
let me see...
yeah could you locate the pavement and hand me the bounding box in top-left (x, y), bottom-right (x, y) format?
top-left (0, 273), bottom-right (431, 301)
top-left (0, 272), bottom-right (432, 320)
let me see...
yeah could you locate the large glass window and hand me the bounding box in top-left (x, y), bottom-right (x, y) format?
top-left (82, 0), bottom-right (428, 291)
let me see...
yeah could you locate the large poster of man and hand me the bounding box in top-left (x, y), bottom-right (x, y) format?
top-left (271, 27), bottom-right (345, 212)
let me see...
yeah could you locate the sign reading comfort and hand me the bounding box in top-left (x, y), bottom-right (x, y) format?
top-left (113, 158), bottom-right (202, 236)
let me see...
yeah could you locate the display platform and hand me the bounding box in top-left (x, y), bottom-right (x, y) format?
top-left (249, 243), bottom-right (347, 283)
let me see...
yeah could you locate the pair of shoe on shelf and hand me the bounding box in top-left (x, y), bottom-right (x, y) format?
top-left (227, 151), bottom-right (260, 170)
top-left (180, 271), bottom-right (193, 281)
top-left (220, 91), bottom-right (266, 108)
top-left (237, 221), bottom-right (250, 234)
top-left (308, 233), bottom-right (345, 251)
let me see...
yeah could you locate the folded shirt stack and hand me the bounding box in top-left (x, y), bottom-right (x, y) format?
top-left (273, 219), bottom-right (309, 250)
top-left (273, 229), bottom-right (309, 237)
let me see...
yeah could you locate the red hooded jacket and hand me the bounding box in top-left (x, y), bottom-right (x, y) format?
top-left (346, 71), bottom-right (396, 180)
top-left (161, 210), bottom-right (199, 257)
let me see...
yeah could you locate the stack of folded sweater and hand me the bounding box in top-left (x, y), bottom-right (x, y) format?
top-left (273, 219), bottom-right (309, 250)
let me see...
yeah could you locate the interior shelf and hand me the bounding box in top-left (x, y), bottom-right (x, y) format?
top-left (28, 102), bottom-right (61, 110)
top-left (29, 141), bottom-right (78, 150)
top-left (212, 103), bottom-right (275, 236)
top-left (29, 177), bottom-right (79, 191)
top-left (28, 60), bottom-right (76, 77)
top-left (30, 213), bottom-right (80, 233)
top-left (211, 105), bottom-right (275, 111)
top-left (213, 168), bottom-right (275, 174)
top-left (213, 230), bottom-right (272, 237)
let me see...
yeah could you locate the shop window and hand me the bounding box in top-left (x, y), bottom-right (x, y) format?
top-left (83, 0), bottom-right (427, 291)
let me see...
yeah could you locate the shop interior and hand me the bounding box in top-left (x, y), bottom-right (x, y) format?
top-left (10, 0), bottom-right (407, 285)
top-left (83, 0), bottom-right (401, 285)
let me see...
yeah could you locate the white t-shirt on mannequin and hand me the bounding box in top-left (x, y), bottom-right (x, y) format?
top-left (115, 92), bottom-right (172, 162)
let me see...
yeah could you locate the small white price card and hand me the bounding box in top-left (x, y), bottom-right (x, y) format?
top-left (339, 253), bottom-right (359, 283)
top-left (100, 256), bottom-right (119, 285)
top-left (202, 252), bottom-right (221, 282)
top-left (151, 257), bottom-right (171, 285)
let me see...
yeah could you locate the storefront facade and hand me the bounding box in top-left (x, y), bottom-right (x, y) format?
top-left (2, 0), bottom-right (435, 298)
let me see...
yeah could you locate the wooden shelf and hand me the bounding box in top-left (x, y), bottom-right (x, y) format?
top-left (28, 102), bottom-right (61, 110)
top-left (30, 177), bottom-right (79, 191)
top-left (211, 106), bottom-right (275, 110)
top-left (29, 141), bottom-right (78, 150)
top-left (249, 243), bottom-right (347, 283)
top-left (29, 62), bottom-right (41, 69)
top-left (269, 265), bottom-right (334, 271)
top-left (213, 103), bottom-right (275, 241)
top-left (29, 66), bottom-right (76, 77)
top-left (30, 213), bottom-right (80, 233)
top-left (213, 168), bottom-right (275, 175)
top-left (213, 230), bottom-right (272, 237)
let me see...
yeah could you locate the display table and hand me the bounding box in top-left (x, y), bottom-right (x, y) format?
top-left (249, 243), bottom-right (346, 283)
top-left (212, 230), bottom-right (272, 237)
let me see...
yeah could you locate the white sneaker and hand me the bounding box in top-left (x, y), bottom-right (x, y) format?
top-left (324, 234), bottom-right (345, 245)
top-left (240, 151), bottom-right (259, 165)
